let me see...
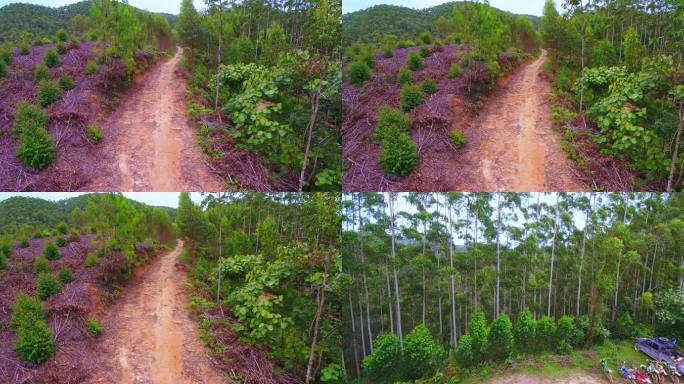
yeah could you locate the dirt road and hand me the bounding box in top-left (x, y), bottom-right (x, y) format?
top-left (484, 373), bottom-right (604, 384)
top-left (86, 48), bottom-right (223, 191)
top-left (455, 50), bottom-right (586, 191)
top-left (88, 242), bottom-right (226, 384)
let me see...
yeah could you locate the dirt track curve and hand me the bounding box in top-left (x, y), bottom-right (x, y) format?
top-left (86, 47), bottom-right (223, 191)
top-left (455, 50), bottom-right (586, 191)
top-left (484, 373), bottom-right (604, 384)
top-left (87, 241), bottom-right (226, 384)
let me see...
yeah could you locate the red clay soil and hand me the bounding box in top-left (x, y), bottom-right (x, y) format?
top-left (83, 48), bottom-right (224, 192)
top-left (482, 373), bottom-right (605, 384)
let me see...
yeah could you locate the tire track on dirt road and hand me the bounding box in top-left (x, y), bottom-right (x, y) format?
top-left (454, 49), bottom-right (586, 191)
top-left (87, 241), bottom-right (226, 384)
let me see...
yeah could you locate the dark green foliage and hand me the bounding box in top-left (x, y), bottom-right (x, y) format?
top-left (34, 64), bottom-right (50, 83)
top-left (55, 222), bottom-right (67, 234)
top-left (655, 289), bottom-right (684, 340)
top-left (43, 49), bottom-right (60, 68)
top-left (382, 45), bottom-right (394, 58)
top-left (556, 340), bottom-right (572, 355)
top-left (20, 43), bottom-right (30, 55)
top-left (421, 77), bottom-right (437, 94)
top-left (535, 316), bottom-right (557, 352)
top-left (348, 61), bottom-right (371, 84)
top-left (42, 241), bottom-right (60, 260)
top-left (37, 80), bottom-right (61, 107)
top-left (86, 318), bottom-right (102, 336)
top-left (406, 51), bottom-right (424, 71)
top-left (0, 252), bottom-right (6, 270)
top-left (455, 332), bottom-right (474, 366)
top-left (403, 324), bottom-right (445, 380)
top-left (514, 310), bottom-right (536, 353)
top-left (361, 333), bottom-right (402, 381)
top-left (400, 84), bottom-right (424, 111)
top-left (379, 133), bottom-right (418, 176)
top-left (57, 266), bottom-right (74, 283)
top-left (375, 106), bottom-right (411, 143)
top-left (488, 314), bottom-right (513, 362)
top-left (58, 73), bottom-right (74, 90)
top-left (450, 128), bottom-right (466, 148)
top-left (419, 31), bottom-right (432, 45)
top-left (56, 42), bottom-right (67, 55)
top-left (1, 48), bottom-right (12, 65)
top-left (0, 60), bottom-right (7, 78)
top-left (419, 46), bottom-right (431, 58)
top-left (36, 272), bottom-right (61, 300)
top-left (16, 126), bottom-right (56, 170)
top-left (448, 63), bottom-right (462, 78)
top-left (468, 311), bottom-right (489, 364)
top-left (20, 238), bottom-right (30, 248)
top-left (14, 319), bottom-right (54, 364)
top-left (13, 101), bottom-right (47, 137)
top-left (87, 124), bottom-right (103, 143)
top-left (10, 294), bottom-right (46, 330)
top-left (34, 256), bottom-right (50, 275)
top-left (55, 236), bottom-right (67, 247)
top-left (361, 50), bottom-right (376, 69)
top-left (84, 253), bottom-right (98, 268)
top-left (397, 66), bottom-right (413, 86)
top-left (55, 29), bottom-right (68, 42)
top-left (612, 312), bottom-right (635, 339)
top-left (84, 60), bottom-right (97, 75)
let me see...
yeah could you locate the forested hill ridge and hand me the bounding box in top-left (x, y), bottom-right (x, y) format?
top-left (0, 194), bottom-right (174, 234)
top-left (342, 2), bottom-right (540, 47)
top-left (0, 1), bottom-right (177, 42)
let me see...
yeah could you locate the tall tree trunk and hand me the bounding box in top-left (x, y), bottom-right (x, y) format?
top-left (298, 83), bottom-right (322, 191)
top-left (389, 193), bottom-right (403, 349)
top-left (348, 292), bottom-right (360, 377)
top-left (577, 195), bottom-right (592, 316)
top-left (495, 193), bottom-right (502, 318)
top-left (305, 278), bottom-right (326, 384)
top-left (447, 196), bottom-right (458, 347)
top-left (548, 194), bottom-right (560, 317)
top-left (666, 106), bottom-right (683, 191)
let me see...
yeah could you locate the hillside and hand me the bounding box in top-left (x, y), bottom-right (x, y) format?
top-left (342, 2), bottom-right (540, 47)
top-left (0, 1), bottom-right (177, 42)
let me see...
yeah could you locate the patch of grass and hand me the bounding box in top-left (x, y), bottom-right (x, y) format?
top-left (86, 124), bottom-right (103, 143)
top-left (58, 73), bottom-right (74, 91)
top-left (34, 64), bottom-right (50, 83)
top-left (85, 318), bottom-right (102, 336)
top-left (84, 253), bottom-right (98, 268)
top-left (57, 266), bottom-right (74, 283)
top-left (84, 60), bottom-right (97, 75)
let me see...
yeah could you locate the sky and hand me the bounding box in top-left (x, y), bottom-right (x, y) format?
top-left (343, 0), bottom-right (554, 16)
top-left (0, 192), bottom-right (208, 208)
top-left (0, 0), bottom-right (207, 15)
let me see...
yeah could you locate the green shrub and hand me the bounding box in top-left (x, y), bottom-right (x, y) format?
top-left (397, 66), bottom-right (413, 86)
top-left (403, 324), bottom-right (445, 380)
top-left (613, 312), bottom-right (636, 339)
top-left (69, 36), bottom-right (79, 48)
top-left (536, 316), bottom-right (557, 352)
top-left (55, 29), bottom-right (68, 42)
top-left (382, 45), bottom-right (394, 58)
top-left (43, 49), bottom-right (60, 68)
top-left (84, 253), bottom-right (98, 268)
top-left (84, 60), bottom-right (97, 75)
top-left (406, 52), bottom-right (424, 71)
top-left (86, 318), bottom-right (102, 336)
top-left (0, 48), bottom-right (12, 66)
top-left (56, 236), bottom-right (67, 247)
top-left (13, 101), bottom-right (47, 137)
top-left (57, 266), bottom-right (74, 283)
top-left (448, 63), bottom-right (462, 78)
top-left (14, 319), bottom-right (55, 364)
top-left (556, 340), bottom-right (572, 355)
top-left (10, 294), bottom-right (46, 330)
top-left (450, 129), bottom-right (466, 148)
top-left (0, 60), bottom-right (7, 78)
top-left (556, 315), bottom-right (576, 344)
top-left (361, 51), bottom-right (376, 69)
top-left (55, 222), bottom-right (68, 235)
top-left (379, 133), bottom-right (418, 176)
top-left (58, 73), bottom-right (74, 90)
top-left (419, 46), bottom-right (431, 58)
top-left (0, 252), bottom-right (7, 270)
top-left (468, 311), bottom-right (489, 364)
top-left (37, 80), bottom-right (61, 107)
top-left (400, 85), bottom-right (424, 111)
top-left (348, 61), bottom-right (371, 84)
top-left (514, 310), bottom-right (536, 353)
top-left (34, 256), bottom-right (50, 275)
top-left (419, 31), bottom-right (433, 45)
top-left (42, 241), bottom-right (61, 260)
top-left (375, 106), bottom-right (411, 143)
top-left (455, 332), bottom-right (474, 366)
top-left (56, 43), bottom-right (67, 55)
top-left (361, 333), bottom-right (402, 381)
top-left (34, 64), bottom-right (50, 83)
top-left (16, 127), bottom-right (56, 170)
top-left (488, 314), bottom-right (513, 362)
top-left (20, 43), bottom-right (30, 55)
top-left (86, 124), bottom-right (103, 143)
top-left (421, 78), bottom-right (437, 94)
top-left (36, 272), bottom-right (61, 300)
top-left (20, 238), bottom-right (30, 248)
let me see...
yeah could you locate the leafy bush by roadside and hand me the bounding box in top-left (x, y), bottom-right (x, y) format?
top-left (87, 124), bottom-right (103, 143)
top-left (10, 294), bottom-right (46, 330)
top-left (86, 318), bottom-right (103, 336)
top-left (16, 126), bottom-right (56, 170)
top-left (379, 133), bottom-right (418, 176)
top-left (14, 319), bottom-right (55, 364)
top-left (375, 106), bottom-right (411, 143)
top-left (450, 129), bottom-right (466, 148)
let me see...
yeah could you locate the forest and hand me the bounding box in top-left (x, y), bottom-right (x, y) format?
top-left (177, 0), bottom-right (342, 191)
top-left (341, 192), bottom-right (684, 382)
top-left (342, 2), bottom-right (541, 191)
top-left (540, 0), bottom-right (684, 191)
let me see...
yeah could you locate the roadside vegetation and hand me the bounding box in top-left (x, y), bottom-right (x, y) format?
top-left (540, 0), bottom-right (684, 191)
top-left (342, 192), bottom-right (684, 383)
top-left (342, 2), bottom-right (539, 191)
top-left (177, 0), bottom-right (341, 191)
